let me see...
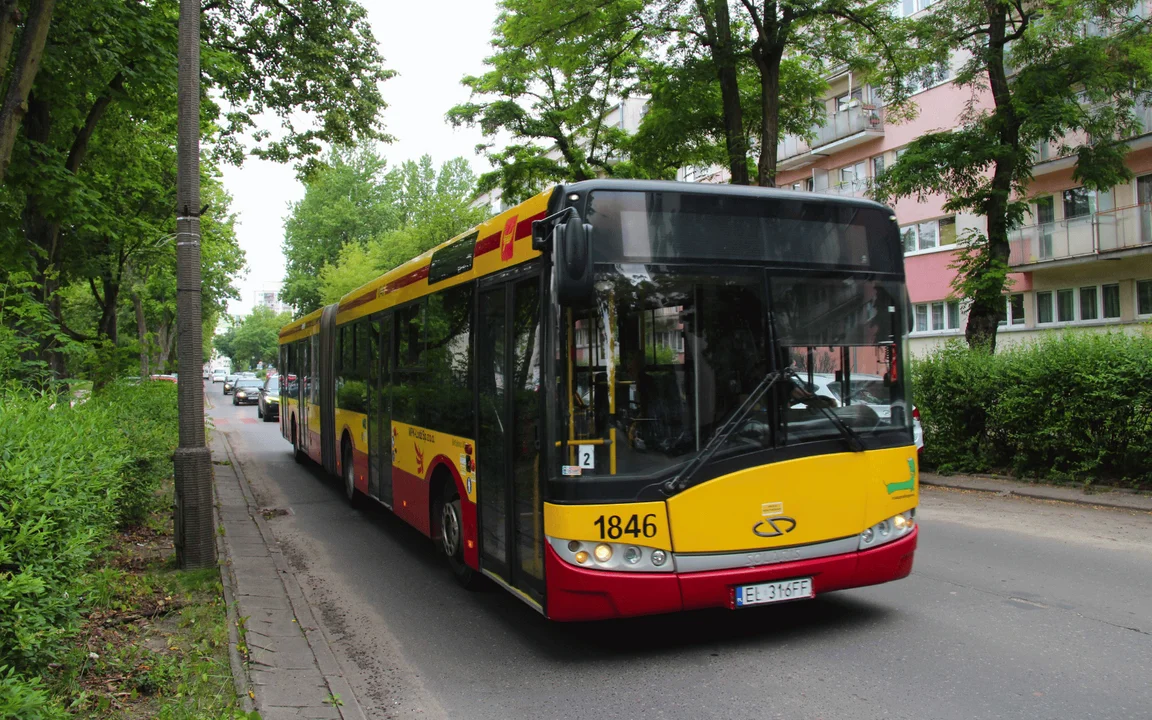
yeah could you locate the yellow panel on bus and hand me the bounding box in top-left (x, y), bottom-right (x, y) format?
top-left (665, 445), bottom-right (918, 553)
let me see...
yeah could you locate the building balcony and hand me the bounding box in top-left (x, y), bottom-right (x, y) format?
top-left (778, 106), bottom-right (886, 171)
top-left (1031, 102), bottom-right (1152, 176)
top-left (1009, 203), bottom-right (1152, 269)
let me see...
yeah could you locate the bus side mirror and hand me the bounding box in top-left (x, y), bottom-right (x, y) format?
top-left (556, 217), bottom-right (594, 305)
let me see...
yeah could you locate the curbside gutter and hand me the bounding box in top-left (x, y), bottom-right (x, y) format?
top-left (920, 472), bottom-right (1152, 512)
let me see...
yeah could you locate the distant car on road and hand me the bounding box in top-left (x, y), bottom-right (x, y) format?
top-left (223, 374), bottom-right (239, 394)
top-left (257, 375), bottom-right (280, 422)
top-left (232, 378), bottom-right (263, 406)
top-left (212, 369), bottom-right (227, 383)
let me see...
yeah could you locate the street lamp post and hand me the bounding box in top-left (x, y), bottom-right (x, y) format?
top-left (174, 0), bottom-right (214, 568)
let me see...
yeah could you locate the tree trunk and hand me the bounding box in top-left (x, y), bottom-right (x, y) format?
top-left (0, 0), bottom-right (20, 86)
top-left (0, 0), bottom-right (57, 185)
top-left (964, 1), bottom-right (1021, 353)
top-left (712, 0), bottom-right (750, 185)
top-left (133, 290), bottom-right (149, 378)
top-left (752, 42), bottom-right (785, 187)
top-left (698, 0), bottom-right (749, 185)
top-left (97, 275), bottom-right (120, 344)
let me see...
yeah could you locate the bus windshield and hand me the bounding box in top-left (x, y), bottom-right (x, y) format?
top-left (554, 191), bottom-right (910, 488)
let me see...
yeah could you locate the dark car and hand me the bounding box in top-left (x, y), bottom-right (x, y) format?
top-left (231, 378), bottom-right (262, 406)
top-left (257, 376), bottom-right (280, 422)
top-left (222, 374), bottom-right (239, 394)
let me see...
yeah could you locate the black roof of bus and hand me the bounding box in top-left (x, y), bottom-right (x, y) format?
top-left (556, 179), bottom-right (895, 215)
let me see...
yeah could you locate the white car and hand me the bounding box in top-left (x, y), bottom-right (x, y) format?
top-left (211, 369), bottom-right (227, 383)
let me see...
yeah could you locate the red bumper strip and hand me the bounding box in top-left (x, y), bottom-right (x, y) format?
top-left (544, 528), bottom-right (918, 621)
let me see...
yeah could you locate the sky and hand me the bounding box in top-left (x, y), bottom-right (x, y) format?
top-left (220, 0), bottom-right (501, 317)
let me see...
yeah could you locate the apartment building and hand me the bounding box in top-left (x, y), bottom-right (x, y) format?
top-left (767, 8), bottom-right (1152, 355)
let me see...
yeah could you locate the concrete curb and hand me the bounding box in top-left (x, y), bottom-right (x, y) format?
top-left (216, 430), bottom-right (367, 720)
top-left (213, 479), bottom-right (257, 714)
top-left (920, 472), bottom-right (1152, 512)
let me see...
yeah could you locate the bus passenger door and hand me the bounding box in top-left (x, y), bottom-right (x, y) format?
top-left (476, 274), bottom-right (545, 602)
top-left (370, 312), bottom-right (393, 506)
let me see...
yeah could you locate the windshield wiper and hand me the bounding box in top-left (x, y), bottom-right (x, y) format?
top-left (786, 374), bottom-right (865, 453)
top-left (663, 369), bottom-right (786, 495)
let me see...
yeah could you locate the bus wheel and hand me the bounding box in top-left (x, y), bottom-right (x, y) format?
top-left (292, 419), bottom-right (304, 464)
top-left (439, 485), bottom-right (481, 589)
top-left (342, 441), bottom-right (360, 507)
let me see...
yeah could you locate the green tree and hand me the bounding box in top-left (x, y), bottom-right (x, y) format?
top-left (873, 0), bottom-right (1152, 351)
top-left (281, 144), bottom-right (401, 313)
top-left (231, 306), bottom-right (291, 369)
top-left (311, 155), bottom-right (489, 306)
top-left (0, 0), bottom-right (391, 377)
top-left (446, 0), bottom-right (648, 202)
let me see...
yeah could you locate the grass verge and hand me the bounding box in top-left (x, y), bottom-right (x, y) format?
top-left (41, 482), bottom-right (254, 720)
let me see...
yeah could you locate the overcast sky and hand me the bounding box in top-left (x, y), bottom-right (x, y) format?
top-left (219, 0), bottom-right (500, 316)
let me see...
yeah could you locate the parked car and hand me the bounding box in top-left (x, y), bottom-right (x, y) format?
top-left (149, 374), bottom-right (178, 383)
top-left (231, 378), bottom-right (263, 406)
top-left (222, 374), bottom-right (239, 394)
top-left (257, 375), bottom-right (280, 422)
top-left (212, 369), bottom-right (227, 383)
top-left (203, 367), bottom-right (210, 380)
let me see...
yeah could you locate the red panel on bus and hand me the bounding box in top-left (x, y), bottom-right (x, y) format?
top-left (544, 543), bottom-right (683, 621)
top-left (392, 465), bottom-right (430, 536)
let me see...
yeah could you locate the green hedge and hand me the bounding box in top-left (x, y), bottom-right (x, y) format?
top-left (0, 381), bottom-right (177, 716)
top-left (913, 330), bottom-right (1152, 486)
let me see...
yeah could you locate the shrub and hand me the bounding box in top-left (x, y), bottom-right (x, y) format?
top-left (0, 382), bottom-right (177, 679)
top-left (913, 330), bottom-right (1152, 486)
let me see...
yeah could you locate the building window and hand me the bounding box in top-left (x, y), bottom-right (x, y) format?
top-left (1036, 291), bottom-right (1054, 324)
top-left (1056, 289), bottom-right (1075, 322)
top-left (836, 87), bottom-right (863, 113)
top-left (898, 0), bottom-right (939, 18)
top-left (1080, 286), bottom-right (1099, 320)
top-left (900, 216), bottom-right (956, 253)
top-left (872, 154), bottom-right (885, 178)
top-left (1103, 284), bottom-right (1121, 318)
top-left (1138, 279), bottom-right (1152, 316)
top-left (1009, 293), bottom-right (1025, 325)
top-left (912, 301), bottom-right (961, 334)
top-left (939, 216), bottom-right (957, 246)
top-left (1062, 187), bottom-right (1095, 219)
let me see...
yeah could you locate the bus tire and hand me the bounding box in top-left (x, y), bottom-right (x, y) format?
top-left (437, 482), bottom-right (481, 590)
top-left (292, 418), bottom-right (304, 464)
top-left (342, 439), bottom-right (361, 508)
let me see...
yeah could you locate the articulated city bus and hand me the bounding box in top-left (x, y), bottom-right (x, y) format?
top-left (277, 179), bottom-right (919, 621)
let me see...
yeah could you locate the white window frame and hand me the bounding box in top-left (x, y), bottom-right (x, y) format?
top-left (911, 300), bottom-right (962, 335)
top-left (901, 216), bottom-right (957, 255)
top-left (1000, 293), bottom-right (1026, 326)
top-left (1036, 284), bottom-right (1125, 326)
top-left (1137, 279), bottom-right (1152, 318)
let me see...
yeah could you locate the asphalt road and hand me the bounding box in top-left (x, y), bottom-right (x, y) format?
top-left (207, 380), bottom-right (1152, 720)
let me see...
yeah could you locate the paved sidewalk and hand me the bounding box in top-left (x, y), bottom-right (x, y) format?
top-left (212, 430), bottom-right (365, 720)
top-left (921, 472), bottom-right (1152, 512)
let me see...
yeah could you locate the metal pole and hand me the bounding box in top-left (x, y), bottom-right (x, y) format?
top-left (174, 0), bottom-right (215, 568)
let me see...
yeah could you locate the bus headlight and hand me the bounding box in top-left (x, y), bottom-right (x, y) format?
top-left (859, 509), bottom-right (916, 550)
top-left (549, 538), bottom-right (674, 573)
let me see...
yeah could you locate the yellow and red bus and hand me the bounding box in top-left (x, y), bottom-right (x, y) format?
top-left (278, 180), bottom-right (919, 620)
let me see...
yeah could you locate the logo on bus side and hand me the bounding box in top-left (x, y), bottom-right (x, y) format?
top-left (500, 215), bottom-right (518, 261)
top-left (752, 501), bottom-right (797, 538)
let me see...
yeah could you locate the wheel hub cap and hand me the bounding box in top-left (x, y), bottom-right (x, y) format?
top-left (442, 501), bottom-right (461, 557)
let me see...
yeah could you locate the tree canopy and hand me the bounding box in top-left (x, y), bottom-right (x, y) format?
top-left (285, 152), bottom-right (489, 312)
top-left (0, 0), bottom-right (392, 382)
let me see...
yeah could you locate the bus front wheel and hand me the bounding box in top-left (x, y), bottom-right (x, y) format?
top-left (438, 484), bottom-right (481, 590)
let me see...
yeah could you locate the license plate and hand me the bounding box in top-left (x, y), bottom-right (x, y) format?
top-left (734, 577), bottom-right (814, 607)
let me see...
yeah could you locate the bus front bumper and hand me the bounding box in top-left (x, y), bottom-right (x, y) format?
top-left (544, 527), bottom-right (917, 621)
